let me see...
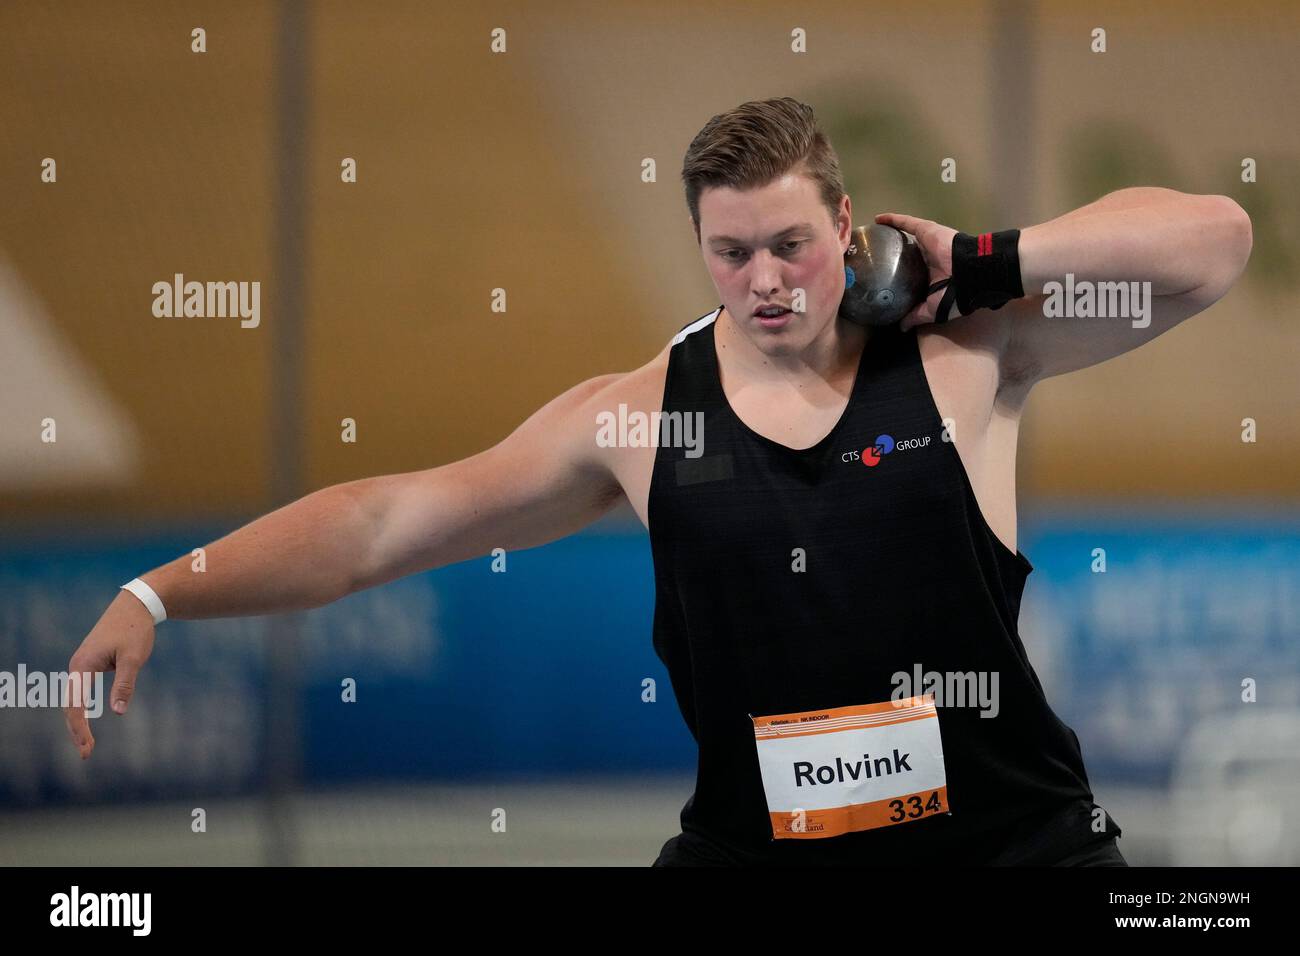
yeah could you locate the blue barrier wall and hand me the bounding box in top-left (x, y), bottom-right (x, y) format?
top-left (2, 509), bottom-right (1298, 806)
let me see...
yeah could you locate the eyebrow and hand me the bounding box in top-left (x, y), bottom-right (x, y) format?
top-left (705, 223), bottom-right (815, 246)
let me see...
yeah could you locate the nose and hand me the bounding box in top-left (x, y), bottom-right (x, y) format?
top-left (748, 249), bottom-right (784, 299)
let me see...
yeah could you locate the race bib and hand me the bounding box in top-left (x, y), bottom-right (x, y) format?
top-left (751, 695), bottom-right (949, 840)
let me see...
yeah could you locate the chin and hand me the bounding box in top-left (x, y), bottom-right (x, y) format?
top-left (751, 326), bottom-right (812, 356)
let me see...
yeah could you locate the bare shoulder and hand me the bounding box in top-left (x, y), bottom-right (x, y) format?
top-left (532, 338), bottom-right (671, 467)
top-left (522, 339), bottom-right (667, 433)
top-left (916, 309), bottom-right (1028, 415)
top-left (569, 338), bottom-right (672, 424)
top-left (563, 338), bottom-right (674, 529)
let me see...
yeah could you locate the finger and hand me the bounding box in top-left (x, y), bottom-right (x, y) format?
top-left (900, 304), bottom-right (930, 332)
top-left (64, 705), bottom-right (95, 758)
top-left (874, 212), bottom-right (926, 234)
top-left (63, 669), bottom-right (96, 758)
top-left (111, 656), bottom-right (143, 715)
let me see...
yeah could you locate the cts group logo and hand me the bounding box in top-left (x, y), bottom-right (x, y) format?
top-left (841, 433), bottom-right (931, 467)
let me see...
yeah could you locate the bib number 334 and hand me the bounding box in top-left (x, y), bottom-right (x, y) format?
top-left (751, 695), bottom-right (949, 840)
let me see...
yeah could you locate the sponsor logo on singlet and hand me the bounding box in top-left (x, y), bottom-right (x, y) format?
top-left (840, 433), bottom-right (931, 467)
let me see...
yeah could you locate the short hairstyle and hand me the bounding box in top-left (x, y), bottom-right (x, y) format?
top-left (681, 97), bottom-right (846, 243)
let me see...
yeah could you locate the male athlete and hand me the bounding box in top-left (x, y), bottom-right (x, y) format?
top-left (64, 97), bottom-right (1252, 866)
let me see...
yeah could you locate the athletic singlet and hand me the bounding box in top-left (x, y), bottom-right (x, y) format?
top-left (647, 307), bottom-right (1122, 865)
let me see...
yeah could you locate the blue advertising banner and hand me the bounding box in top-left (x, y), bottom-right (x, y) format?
top-left (2, 510), bottom-right (1297, 807)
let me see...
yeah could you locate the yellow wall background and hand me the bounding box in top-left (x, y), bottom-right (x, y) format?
top-left (2, 0), bottom-right (1296, 524)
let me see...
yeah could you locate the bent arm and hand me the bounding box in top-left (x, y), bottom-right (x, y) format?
top-left (132, 374), bottom-right (625, 620)
top-left (1019, 187), bottom-right (1251, 298)
top-left (999, 188), bottom-right (1252, 389)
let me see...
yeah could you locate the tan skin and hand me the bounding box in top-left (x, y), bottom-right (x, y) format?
top-left (64, 176), bottom-right (1251, 758)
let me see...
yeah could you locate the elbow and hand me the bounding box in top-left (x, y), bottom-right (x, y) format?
top-left (329, 476), bottom-right (392, 598)
top-left (1208, 195), bottom-right (1254, 282)
top-left (1189, 196), bottom-right (1253, 300)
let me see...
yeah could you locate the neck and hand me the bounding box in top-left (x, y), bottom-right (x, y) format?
top-left (717, 306), bottom-right (869, 384)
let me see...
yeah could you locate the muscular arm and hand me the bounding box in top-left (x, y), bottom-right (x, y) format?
top-left (66, 372), bottom-right (630, 755)
top-left (353, 374), bottom-right (626, 589)
top-left (998, 187), bottom-right (1253, 391)
top-left (127, 374), bottom-right (627, 619)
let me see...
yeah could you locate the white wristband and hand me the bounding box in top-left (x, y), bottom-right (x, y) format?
top-left (120, 578), bottom-right (167, 625)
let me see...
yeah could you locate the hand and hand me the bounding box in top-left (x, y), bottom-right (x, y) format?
top-left (874, 212), bottom-right (958, 331)
top-left (64, 590), bottom-right (157, 759)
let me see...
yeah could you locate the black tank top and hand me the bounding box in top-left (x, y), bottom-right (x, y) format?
top-left (648, 306), bottom-right (1121, 865)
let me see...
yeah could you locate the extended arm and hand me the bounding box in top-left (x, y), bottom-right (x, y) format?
top-left (65, 373), bottom-right (626, 756)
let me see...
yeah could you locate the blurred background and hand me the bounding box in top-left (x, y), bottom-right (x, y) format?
top-left (1, 0), bottom-right (1298, 865)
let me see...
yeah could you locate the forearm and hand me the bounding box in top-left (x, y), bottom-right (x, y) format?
top-left (1017, 187), bottom-right (1248, 297)
top-left (134, 480), bottom-right (381, 620)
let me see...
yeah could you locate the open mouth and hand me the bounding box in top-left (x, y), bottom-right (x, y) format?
top-left (755, 306), bottom-right (792, 326)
